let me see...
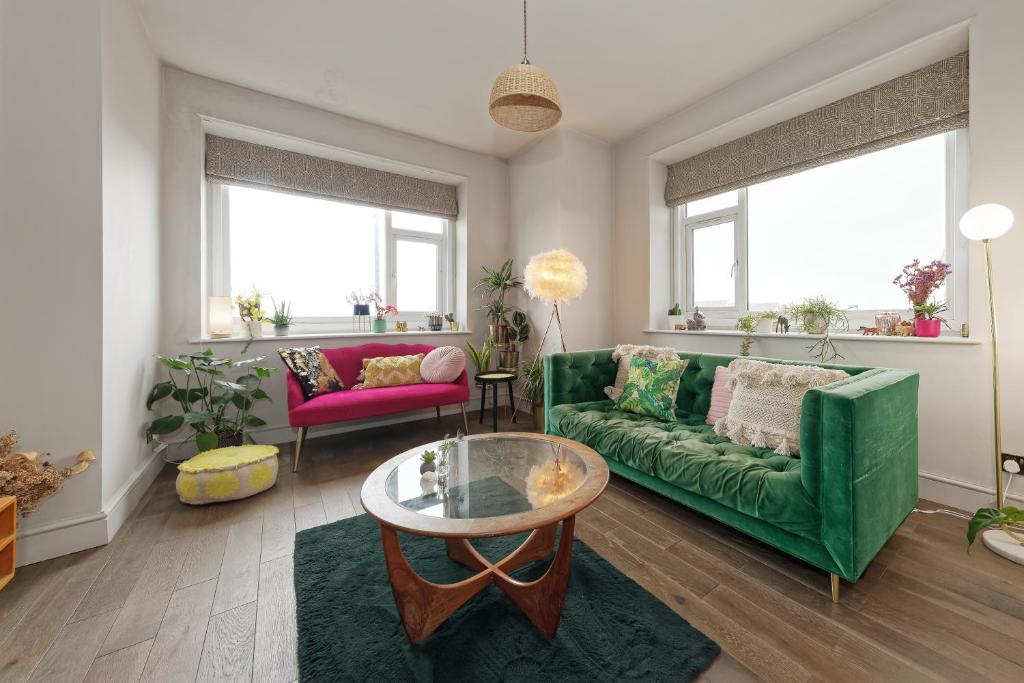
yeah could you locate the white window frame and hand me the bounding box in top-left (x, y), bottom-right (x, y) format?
top-left (672, 129), bottom-right (969, 331)
top-left (207, 182), bottom-right (453, 325)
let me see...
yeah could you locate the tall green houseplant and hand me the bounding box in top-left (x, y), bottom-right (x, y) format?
top-left (475, 259), bottom-right (523, 344)
top-left (146, 349), bottom-right (276, 452)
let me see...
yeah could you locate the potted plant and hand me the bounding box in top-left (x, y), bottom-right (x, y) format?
top-left (369, 292), bottom-right (397, 333)
top-left (476, 259), bottom-right (523, 343)
top-left (735, 312), bottom-right (776, 356)
top-left (425, 312), bottom-right (443, 331)
top-left (501, 310), bottom-right (530, 369)
top-left (145, 349), bottom-right (276, 452)
top-left (269, 299), bottom-right (293, 336)
top-left (346, 290), bottom-right (373, 317)
top-left (667, 303), bottom-right (684, 330)
top-left (968, 505), bottom-right (1024, 551)
top-left (912, 299), bottom-right (949, 338)
top-left (444, 312), bottom-right (459, 332)
top-left (894, 259), bottom-right (952, 327)
top-left (466, 339), bottom-right (492, 375)
top-left (419, 449), bottom-right (437, 474)
top-left (235, 288), bottom-right (266, 339)
top-left (518, 356), bottom-right (545, 429)
top-left (784, 297), bottom-right (850, 362)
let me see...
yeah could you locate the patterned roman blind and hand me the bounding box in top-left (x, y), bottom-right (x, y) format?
top-left (205, 135), bottom-right (459, 219)
top-left (664, 52), bottom-right (969, 207)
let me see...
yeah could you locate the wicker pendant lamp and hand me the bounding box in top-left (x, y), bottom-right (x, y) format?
top-left (489, 0), bottom-right (562, 132)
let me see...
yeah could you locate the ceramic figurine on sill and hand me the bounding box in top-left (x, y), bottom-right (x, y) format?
top-left (858, 326), bottom-right (881, 336)
top-left (774, 315), bottom-right (790, 334)
top-left (685, 307), bottom-right (706, 331)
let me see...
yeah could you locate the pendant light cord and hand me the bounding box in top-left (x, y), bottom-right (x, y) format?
top-left (522, 0), bottom-right (530, 64)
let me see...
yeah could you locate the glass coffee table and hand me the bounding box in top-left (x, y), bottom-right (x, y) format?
top-left (360, 432), bottom-right (609, 644)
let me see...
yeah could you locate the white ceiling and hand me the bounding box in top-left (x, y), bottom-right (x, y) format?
top-left (135, 0), bottom-right (894, 159)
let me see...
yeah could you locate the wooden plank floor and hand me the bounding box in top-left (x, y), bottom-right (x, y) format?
top-left (2, 410), bottom-right (1022, 682)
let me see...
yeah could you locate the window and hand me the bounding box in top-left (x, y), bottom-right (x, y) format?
top-left (673, 130), bottom-right (968, 328)
top-left (208, 184), bottom-right (451, 322)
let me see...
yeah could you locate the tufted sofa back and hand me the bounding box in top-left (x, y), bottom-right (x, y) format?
top-left (545, 348), bottom-right (872, 420)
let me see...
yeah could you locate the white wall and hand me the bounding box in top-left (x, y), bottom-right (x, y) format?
top-left (160, 68), bottom-right (511, 447)
top-left (100, 0), bottom-right (163, 530)
top-left (509, 129), bottom-right (614, 356)
top-left (0, 1), bottom-right (105, 544)
top-left (612, 0), bottom-right (1024, 509)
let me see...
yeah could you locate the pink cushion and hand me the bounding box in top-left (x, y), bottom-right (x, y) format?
top-left (420, 346), bottom-right (466, 383)
top-left (289, 378), bottom-right (469, 427)
top-left (706, 366), bottom-right (734, 426)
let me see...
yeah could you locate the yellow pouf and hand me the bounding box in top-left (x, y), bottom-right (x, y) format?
top-left (175, 444), bottom-right (279, 505)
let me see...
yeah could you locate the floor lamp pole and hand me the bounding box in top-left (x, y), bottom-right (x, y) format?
top-left (984, 238), bottom-right (1004, 509)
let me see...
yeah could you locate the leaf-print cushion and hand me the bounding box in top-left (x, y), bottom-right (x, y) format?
top-left (616, 357), bottom-right (689, 422)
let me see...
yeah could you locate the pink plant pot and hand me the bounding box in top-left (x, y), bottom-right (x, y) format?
top-left (914, 318), bottom-right (941, 337)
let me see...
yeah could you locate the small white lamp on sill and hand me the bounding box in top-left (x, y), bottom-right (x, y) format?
top-left (208, 296), bottom-right (234, 339)
top-left (958, 203), bottom-right (1023, 565)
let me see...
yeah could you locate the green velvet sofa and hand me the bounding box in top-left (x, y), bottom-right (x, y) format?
top-left (544, 348), bottom-right (919, 599)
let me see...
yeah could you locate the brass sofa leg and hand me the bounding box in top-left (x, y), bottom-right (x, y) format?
top-left (435, 406), bottom-right (441, 422)
top-left (292, 427), bottom-right (306, 473)
top-left (460, 402), bottom-right (470, 435)
top-left (830, 573), bottom-right (840, 603)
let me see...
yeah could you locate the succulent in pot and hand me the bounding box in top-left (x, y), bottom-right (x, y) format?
top-left (419, 450), bottom-right (437, 474)
top-left (269, 298), bottom-right (293, 336)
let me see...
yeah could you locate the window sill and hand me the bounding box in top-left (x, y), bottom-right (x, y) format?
top-left (643, 328), bottom-right (981, 346)
top-left (191, 329), bottom-right (473, 344)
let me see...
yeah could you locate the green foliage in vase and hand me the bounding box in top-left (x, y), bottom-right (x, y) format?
top-left (967, 506), bottom-right (1024, 550)
top-left (145, 349), bottom-right (276, 452)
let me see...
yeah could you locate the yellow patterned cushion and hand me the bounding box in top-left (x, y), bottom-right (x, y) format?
top-left (361, 354), bottom-right (425, 388)
top-left (175, 445), bottom-right (279, 505)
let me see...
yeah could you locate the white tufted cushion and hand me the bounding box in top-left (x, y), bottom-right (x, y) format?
top-left (713, 358), bottom-right (847, 455)
top-left (420, 346), bottom-right (466, 383)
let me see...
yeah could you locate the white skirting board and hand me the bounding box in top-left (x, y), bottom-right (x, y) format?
top-left (15, 450), bottom-right (166, 567)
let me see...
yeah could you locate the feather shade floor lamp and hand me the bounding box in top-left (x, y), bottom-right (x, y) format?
top-left (513, 249), bottom-right (587, 420)
top-left (959, 203), bottom-right (1023, 564)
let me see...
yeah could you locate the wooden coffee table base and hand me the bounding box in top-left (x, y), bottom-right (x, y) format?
top-left (378, 516), bottom-right (576, 644)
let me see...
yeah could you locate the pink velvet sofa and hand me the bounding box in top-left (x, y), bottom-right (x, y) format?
top-left (285, 343), bottom-right (470, 471)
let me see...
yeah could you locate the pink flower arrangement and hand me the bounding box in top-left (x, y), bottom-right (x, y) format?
top-left (374, 302), bottom-right (398, 321)
top-left (893, 259), bottom-right (952, 313)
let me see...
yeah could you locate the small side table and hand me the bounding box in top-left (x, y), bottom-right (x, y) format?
top-left (475, 371), bottom-right (518, 433)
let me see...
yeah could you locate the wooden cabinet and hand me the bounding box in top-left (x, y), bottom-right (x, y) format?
top-left (0, 496), bottom-right (15, 591)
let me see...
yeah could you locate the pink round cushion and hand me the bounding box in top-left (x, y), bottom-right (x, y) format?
top-left (420, 346), bottom-right (466, 383)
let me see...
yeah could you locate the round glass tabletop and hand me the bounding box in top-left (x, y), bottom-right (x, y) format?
top-left (384, 434), bottom-right (593, 521)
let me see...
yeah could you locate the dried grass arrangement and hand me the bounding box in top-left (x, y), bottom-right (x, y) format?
top-left (0, 429), bottom-right (94, 516)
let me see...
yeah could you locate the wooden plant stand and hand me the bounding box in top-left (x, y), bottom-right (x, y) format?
top-left (0, 496), bottom-right (16, 591)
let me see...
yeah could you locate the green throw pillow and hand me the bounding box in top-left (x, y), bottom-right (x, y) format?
top-left (616, 357), bottom-right (689, 421)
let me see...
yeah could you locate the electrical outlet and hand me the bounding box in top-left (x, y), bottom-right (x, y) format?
top-left (1002, 452), bottom-right (1024, 473)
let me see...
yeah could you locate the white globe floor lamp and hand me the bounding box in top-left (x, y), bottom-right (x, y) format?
top-left (959, 203), bottom-right (1023, 564)
top-left (513, 249), bottom-right (587, 420)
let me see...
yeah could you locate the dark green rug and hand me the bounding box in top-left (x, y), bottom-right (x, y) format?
top-left (294, 511), bottom-right (720, 681)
